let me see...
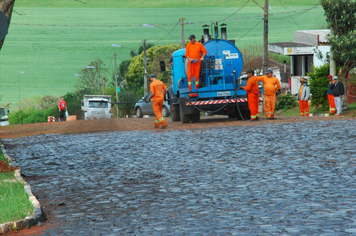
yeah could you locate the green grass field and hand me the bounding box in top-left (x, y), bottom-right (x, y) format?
top-left (1, 0), bottom-right (326, 110)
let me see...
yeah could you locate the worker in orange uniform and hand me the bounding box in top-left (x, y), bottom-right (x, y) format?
top-left (145, 74), bottom-right (168, 129)
top-left (257, 68), bottom-right (281, 120)
top-left (185, 34), bottom-right (207, 91)
top-left (297, 78), bottom-right (310, 116)
top-left (241, 69), bottom-right (260, 121)
top-left (327, 75), bottom-right (336, 114)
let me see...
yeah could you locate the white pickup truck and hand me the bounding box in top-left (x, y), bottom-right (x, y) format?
top-left (81, 95), bottom-right (112, 120)
top-left (0, 107), bottom-right (9, 126)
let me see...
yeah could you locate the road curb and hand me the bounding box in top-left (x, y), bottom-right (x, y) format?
top-left (0, 144), bottom-right (44, 234)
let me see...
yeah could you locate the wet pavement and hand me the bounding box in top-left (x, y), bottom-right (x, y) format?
top-left (2, 120), bottom-right (356, 235)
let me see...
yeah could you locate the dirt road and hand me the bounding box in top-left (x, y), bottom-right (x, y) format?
top-left (0, 115), bottom-right (354, 139)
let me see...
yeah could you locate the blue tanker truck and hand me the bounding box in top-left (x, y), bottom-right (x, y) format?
top-left (167, 23), bottom-right (263, 123)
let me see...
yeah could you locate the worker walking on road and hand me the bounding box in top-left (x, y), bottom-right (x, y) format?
top-left (185, 34), bottom-right (207, 91)
top-left (241, 69), bottom-right (260, 121)
top-left (327, 75), bottom-right (336, 114)
top-left (146, 74), bottom-right (168, 129)
top-left (297, 78), bottom-right (310, 116)
top-left (257, 68), bottom-right (281, 120)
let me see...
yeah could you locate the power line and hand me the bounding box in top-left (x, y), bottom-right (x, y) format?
top-left (236, 19), bottom-right (263, 42)
top-left (220, 0), bottom-right (251, 22)
top-left (270, 2), bottom-right (321, 20)
top-left (275, 0), bottom-right (320, 45)
top-left (148, 21), bottom-right (180, 45)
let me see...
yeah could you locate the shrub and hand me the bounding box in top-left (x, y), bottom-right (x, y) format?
top-left (9, 106), bottom-right (59, 124)
top-left (38, 95), bottom-right (59, 110)
top-left (63, 91), bottom-right (85, 119)
top-left (307, 64), bottom-right (330, 111)
top-left (117, 88), bottom-right (140, 117)
top-left (276, 94), bottom-right (298, 111)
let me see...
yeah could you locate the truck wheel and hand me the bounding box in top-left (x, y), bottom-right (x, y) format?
top-left (190, 112), bottom-right (200, 123)
top-left (136, 107), bottom-right (143, 118)
top-left (179, 103), bottom-right (190, 124)
top-left (170, 104), bottom-right (180, 122)
top-left (162, 106), bottom-right (169, 117)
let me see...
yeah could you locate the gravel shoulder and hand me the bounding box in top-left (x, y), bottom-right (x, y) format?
top-left (0, 115), bottom-right (354, 139)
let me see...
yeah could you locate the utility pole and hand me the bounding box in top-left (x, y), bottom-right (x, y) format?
top-left (329, 29), bottom-right (336, 77)
top-left (114, 53), bottom-right (119, 118)
top-left (261, 0), bottom-right (269, 116)
top-left (143, 39), bottom-right (148, 96)
top-left (262, 0), bottom-right (269, 74)
top-left (103, 77), bottom-right (106, 95)
top-left (180, 18), bottom-right (185, 49)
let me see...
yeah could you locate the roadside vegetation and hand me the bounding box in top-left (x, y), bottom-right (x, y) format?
top-left (276, 63), bottom-right (356, 116)
top-left (0, 150), bottom-right (34, 224)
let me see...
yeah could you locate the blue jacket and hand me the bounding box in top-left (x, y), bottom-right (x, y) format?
top-left (327, 82), bottom-right (333, 95)
top-left (297, 84), bottom-right (310, 101)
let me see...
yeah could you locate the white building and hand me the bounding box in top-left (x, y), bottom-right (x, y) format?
top-left (269, 30), bottom-right (330, 94)
top-left (269, 30), bottom-right (330, 76)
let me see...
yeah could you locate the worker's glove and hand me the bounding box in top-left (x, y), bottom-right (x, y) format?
top-left (164, 96), bottom-right (167, 101)
top-left (191, 59), bottom-right (197, 63)
top-left (145, 98), bottom-right (150, 103)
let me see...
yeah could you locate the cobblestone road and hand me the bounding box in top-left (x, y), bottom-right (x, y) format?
top-left (2, 120), bottom-right (356, 235)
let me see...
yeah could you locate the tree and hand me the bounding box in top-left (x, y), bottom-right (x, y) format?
top-left (321, 0), bottom-right (356, 110)
top-left (75, 59), bottom-right (108, 95)
top-left (0, 0), bottom-right (15, 50)
top-left (130, 43), bottom-right (154, 58)
top-left (125, 44), bottom-right (180, 93)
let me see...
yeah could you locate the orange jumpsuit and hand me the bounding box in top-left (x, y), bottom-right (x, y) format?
top-left (257, 76), bottom-right (281, 119)
top-left (185, 42), bottom-right (207, 91)
top-left (241, 76), bottom-right (260, 120)
top-left (298, 84), bottom-right (309, 116)
top-left (328, 82), bottom-right (336, 114)
top-left (150, 80), bottom-right (167, 128)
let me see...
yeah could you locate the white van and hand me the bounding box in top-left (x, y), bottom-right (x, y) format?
top-left (0, 108), bottom-right (9, 126)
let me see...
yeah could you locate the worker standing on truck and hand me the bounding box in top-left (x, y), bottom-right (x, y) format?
top-left (185, 34), bottom-right (207, 91)
top-left (58, 96), bottom-right (67, 122)
top-left (241, 69), bottom-right (260, 121)
top-left (146, 74), bottom-right (168, 129)
top-left (257, 68), bottom-right (281, 120)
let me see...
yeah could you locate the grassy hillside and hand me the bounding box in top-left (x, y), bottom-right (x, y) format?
top-left (15, 0), bottom-right (322, 8)
top-left (0, 0), bottom-right (326, 110)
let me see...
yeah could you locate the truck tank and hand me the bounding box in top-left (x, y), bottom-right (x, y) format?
top-left (168, 26), bottom-right (262, 124)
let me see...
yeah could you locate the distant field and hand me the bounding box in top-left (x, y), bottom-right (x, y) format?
top-left (0, 0), bottom-right (325, 110)
top-left (16, 0), bottom-right (322, 8)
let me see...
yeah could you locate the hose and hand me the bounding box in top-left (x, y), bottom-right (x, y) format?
top-left (233, 77), bottom-right (245, 120)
